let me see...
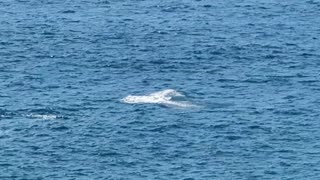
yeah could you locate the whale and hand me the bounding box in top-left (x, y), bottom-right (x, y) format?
top-left (121, 89), bottom-right (196, 108)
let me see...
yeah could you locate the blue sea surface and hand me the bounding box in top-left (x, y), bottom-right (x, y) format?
top-left (1, 0), bottom-right (320, 179)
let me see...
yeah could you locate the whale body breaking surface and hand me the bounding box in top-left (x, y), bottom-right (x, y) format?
top-left (121, 89), bottom-right (196, 108)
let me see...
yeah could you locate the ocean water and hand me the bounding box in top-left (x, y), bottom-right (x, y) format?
top-left (1, 0), bottom-right (320, 179)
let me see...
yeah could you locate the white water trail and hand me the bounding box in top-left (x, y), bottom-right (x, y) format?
top-left (121, 89), bottom-right (196, 108)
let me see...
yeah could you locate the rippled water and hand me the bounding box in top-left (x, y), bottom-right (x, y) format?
top-left (1, 0), bottom-right (320, 179)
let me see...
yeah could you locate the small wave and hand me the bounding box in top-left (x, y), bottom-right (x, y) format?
top-left (121, 89), bottom-right (196, 108)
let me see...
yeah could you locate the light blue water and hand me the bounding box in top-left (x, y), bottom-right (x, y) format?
top-left (1, 0), bottom-right (320, 179)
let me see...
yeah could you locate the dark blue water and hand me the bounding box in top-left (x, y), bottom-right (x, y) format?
top-left (1, 0), bottom-right (320, 179)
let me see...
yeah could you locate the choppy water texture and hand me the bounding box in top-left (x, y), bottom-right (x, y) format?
top-left (1, 0), bottom-right (320, 179)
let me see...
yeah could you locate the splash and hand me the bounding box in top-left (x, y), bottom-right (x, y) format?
top-left (26, 114), bottom-right (58, 120)
top-left (122, 89), bottom-right (196, 108)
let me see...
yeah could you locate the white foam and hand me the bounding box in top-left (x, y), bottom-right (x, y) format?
top-left (122, 89), bottom-right (196, 108)
top-left (26, 114), bottom-right (58, 120)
